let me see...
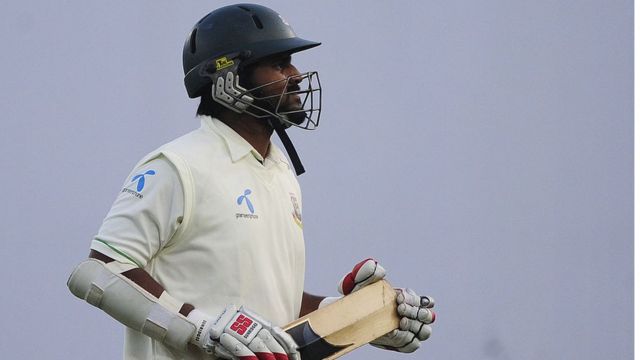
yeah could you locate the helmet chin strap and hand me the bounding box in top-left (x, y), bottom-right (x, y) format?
top-left (269, 118), bottom-right (305, 176)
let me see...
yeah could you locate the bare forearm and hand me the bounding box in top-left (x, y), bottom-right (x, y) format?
top-left (91, 250), bottom-right (322, 319)
top-left (299, 291), bottom-right (325, 317)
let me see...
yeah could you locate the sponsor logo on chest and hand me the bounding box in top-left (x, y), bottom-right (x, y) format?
top-left (236, 188), bottom-right (259, 220)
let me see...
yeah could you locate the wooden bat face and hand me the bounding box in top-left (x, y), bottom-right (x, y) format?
top-left (284, 280), bottom-right (400, 360)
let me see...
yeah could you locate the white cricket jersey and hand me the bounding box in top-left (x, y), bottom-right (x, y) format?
top-left (91, 116), bottom-right (306, 359)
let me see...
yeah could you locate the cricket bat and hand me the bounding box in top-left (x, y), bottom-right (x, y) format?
top-left (284, 280), bottom-right (400, 360)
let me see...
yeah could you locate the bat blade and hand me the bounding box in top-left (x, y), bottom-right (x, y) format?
top-left (284, 280), bottom-right (400, 360)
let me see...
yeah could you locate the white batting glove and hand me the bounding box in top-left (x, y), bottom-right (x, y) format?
top-left (317, 258), bottom-right (387, 309)
top-left (337, 258), bottom-right (386, 295)
top-left (187, 305), bottom-right (300, 360)
top-left (370, 288), bottom-right (436, 353)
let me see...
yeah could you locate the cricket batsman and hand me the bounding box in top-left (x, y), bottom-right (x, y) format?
top-left (67, 4), bottom-right (435, 359)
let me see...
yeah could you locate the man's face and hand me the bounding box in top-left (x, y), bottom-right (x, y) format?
top-left (245, 54), bottom-right (306, 124)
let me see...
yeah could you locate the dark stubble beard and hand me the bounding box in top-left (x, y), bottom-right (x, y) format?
top-left (282, 102), bottom-right (306, 125)
top-left (251, 89), bottom-right (306, 126)
top-left (241, 69), bottom-right (306, 127)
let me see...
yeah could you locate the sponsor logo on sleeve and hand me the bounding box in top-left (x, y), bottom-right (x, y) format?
top-left (122, 170), bottom-right (155, 199)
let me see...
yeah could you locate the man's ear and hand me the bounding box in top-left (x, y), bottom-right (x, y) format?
top-left (239, 61), bottom-right (264, 91)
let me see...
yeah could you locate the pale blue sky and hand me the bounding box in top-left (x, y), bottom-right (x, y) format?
top-left (0, 1), bottom-right (632, 359)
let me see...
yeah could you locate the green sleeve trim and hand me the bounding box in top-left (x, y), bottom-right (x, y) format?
top-left (94, 239), bottom-right (143, 268)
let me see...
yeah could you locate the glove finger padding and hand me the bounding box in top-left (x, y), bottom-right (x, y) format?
top-left (256, 329), bottom-right (289, 360)
top-left (219, 333), bottom-right (258, 360)
top-left (396, 288), bottom-right (436, 324)
top-left (397, 289), bottom-right (435, 308)
top-left (241, 307), bottom-right (299, 360)
top-left (397, 303), bottom-right (436, 324)
top-left (207, 305), bottom-right (298, 360)
top-left (370, 287), bottom-right (435, 353)
top-left (338, 258), bottom-right (386, 295)
top-left (318, 296), bottom-right (342, 309)
top-left (246, 334), bottom-right (278, 360)
top-left (370, 329), bottom-right (421, 353)
top-left (209, 339), bottom-right (234, 359)
top-left (270, 329), bottom-right (299, 360)
top-left (396, 288), bottom-right (421, 307)
top-left (371, 340), bottom-right (420, 353)
top-left (397, 337), bottom-right (421, 353)
top-left (420, 295), bottom-right (435, 308)
top-left (400, 318), bottom-right (432, 341)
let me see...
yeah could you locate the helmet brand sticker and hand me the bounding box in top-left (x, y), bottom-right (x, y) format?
top-left (215, 57), bottom-right (235, 71)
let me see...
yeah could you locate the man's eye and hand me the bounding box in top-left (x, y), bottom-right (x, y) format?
top-left (274, 58), bottom-right (291, 70)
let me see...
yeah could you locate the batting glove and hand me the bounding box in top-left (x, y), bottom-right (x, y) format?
top-left (370, 288), bottom-right (436, 353)
top-left (188, 305), bottom-right (300, 360)
top-left (317, 258), bottom-right (387, 309)
top-left (338, 258), bottom-right (386, 295)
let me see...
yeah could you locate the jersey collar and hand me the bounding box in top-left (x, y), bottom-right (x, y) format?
top-left (199, 116), bottom-right (289, 167)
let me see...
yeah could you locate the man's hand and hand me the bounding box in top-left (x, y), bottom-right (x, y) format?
top-left (188, 305), bottom-right (300, 360)
top-left (371, 288), bottom-right (436, 353)
top-left (334, 258), bottom-right (436, 353)
top-left (337, 258), bottom-right (386, 295)
top-left (317, 258), bottom-right (386, 309)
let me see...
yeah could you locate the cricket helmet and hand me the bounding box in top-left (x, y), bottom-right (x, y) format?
top-left (183, 4), bottom-right (320, 95)
top-left (182, 4), bottom-right (322, 175)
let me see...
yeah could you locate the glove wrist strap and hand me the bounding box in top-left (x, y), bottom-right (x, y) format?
top-left (186, 309), bottom-right (213, 348)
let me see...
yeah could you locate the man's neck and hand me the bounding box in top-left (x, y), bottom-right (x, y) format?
top-left (217, 111), bottom-right (273, 159)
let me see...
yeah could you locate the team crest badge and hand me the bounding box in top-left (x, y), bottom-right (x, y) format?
top-left (290, 193), bottom-right (302, 229)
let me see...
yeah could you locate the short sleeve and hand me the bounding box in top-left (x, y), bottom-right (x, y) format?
top-left (91, 155), bottom-right (184, 267)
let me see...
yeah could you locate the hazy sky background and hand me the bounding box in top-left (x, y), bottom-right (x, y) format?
top-left (0, 1), bottom-right (632, 359)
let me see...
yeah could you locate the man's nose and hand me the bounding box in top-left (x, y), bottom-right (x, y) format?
top-left (286, 65), bottom-right (302, 83)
